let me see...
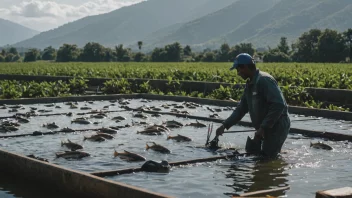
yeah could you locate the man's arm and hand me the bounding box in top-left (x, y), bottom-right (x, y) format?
top-left (222, 93), bottom-right (249, 130)
top-left (259, 77), bottom-right (286, 130)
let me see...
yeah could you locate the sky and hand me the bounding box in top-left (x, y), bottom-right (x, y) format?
top-left (0, 0), bottom-right (145, 32)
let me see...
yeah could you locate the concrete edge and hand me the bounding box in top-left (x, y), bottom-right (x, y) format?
top-left (0, 148), bottom-right (171, 198)
top-left (0, 93), bottom-right (351, 121)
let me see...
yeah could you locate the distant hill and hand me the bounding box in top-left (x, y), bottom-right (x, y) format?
top-left (146, 0), bottom-right (279, 48)
top-left (13, 0), bottom-right (236, 49)
top-left (11, 0), bottom-right (352, 50)
top-left (0, 18), bottom-right (39, 47)
top-left (218, 0), bottom-right (352, 48)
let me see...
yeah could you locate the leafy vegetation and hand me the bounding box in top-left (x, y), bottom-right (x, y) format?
top-left (0, 62), bottom-right (350, 90)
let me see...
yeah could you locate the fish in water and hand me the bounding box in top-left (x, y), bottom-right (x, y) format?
top-left (163, 120), bottom-right (183, 127)
top-left (83, 134), bottom-right (106, 142)
top-left (71, 118), bottom-right (91, 125)
top-left (146, 142), bottom-right (171, 154)
top-left (55, 151), bottom-right (90, 159)
top-left (185, 120), bottom-right (206, 128)
top-left (99, 127), bottom-right (118, 134)
top-left (60, 127), bottom-right (75, 133)
top-left (96, 132), bottom-right (114, 140)
top-left (137, 128), bottom-right (164, 135)
top-left (114, 150), bottom-right (146, 162)
top-left (167, 134), bottom-right (192, 142)
top-left (310, 142), bottom-right (333, 150)
top-left (112, 116), bottom-right (126, 121)
top-left (42, 122), bottom-right (59, 129)
top-left (61, 139), bottom-right (83, 151)
top-left (141, 160), bottom-right (171, 173)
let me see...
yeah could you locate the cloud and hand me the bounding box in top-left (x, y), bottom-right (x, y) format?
top-left (9, 0), bottom-right (144, 18)
top-left (0, 0), bottom-right (145, 31)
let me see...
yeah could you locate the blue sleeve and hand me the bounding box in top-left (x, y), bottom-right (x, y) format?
top-left (223, 92), bottom-right (248, 130)
top-left (259, 77), bottom-right (286, 130)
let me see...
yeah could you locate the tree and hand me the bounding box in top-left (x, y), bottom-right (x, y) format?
top-left (183, 45), bottom-right (192, 56)
top-left (137, 41), bottom-right (143, 50)
top-left (12, 54), bottom-right (21, 62)
top-left (202, 52), bottom-right (215, 62)
top-left (343, 28), bottom-right (352, 62)
top-left (81, 42), bottom-right (105, 62)
top-left (228, 43), bottom-right (255, 62)
top-left (0, 55), bottom-right (4, 62)
top-left (5, 53), bottom-right (14, 62)
top-left (216, 43), bottom-right (230, 62)
top-left (1, 49), bottom-right (6, 56)
top-left (134, 52), bottom-right (145, 62)
top-left (104, 48), bottom-right (114, 62)
top-left (291, 29), bottom-right (322, 62)
top-left (42, 46), bottom-right (57, 60)
top-left (56, 44), bottom-right (80, 62)
top-left (151, 48), bottom-right (168, 62)
top-left (115, 44), bottom-right (131, 62)
top-left (263, 51), bottom-right (291, 62)
top-left (8, 47), bottom-right (18, 55)
top-left (24, 49), bottom-right (40, 62)
top-left (277, 37), bottom-right (289, 54)
top-left (317, 29), bottom-right (346, 62)
top-left (164, 42), bottom-right (183, 62)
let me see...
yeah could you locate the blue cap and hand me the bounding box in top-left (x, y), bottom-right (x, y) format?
top-left (230, 53), bottom-right (255, 70)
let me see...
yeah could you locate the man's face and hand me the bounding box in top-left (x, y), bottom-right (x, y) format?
top-left (236, 66), bottom-right (248, 80)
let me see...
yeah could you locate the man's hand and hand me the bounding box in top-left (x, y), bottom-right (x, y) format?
top-left (255, 128), bottom-right (265, 139)
top-left (216, 125), bottom-right (225, 136)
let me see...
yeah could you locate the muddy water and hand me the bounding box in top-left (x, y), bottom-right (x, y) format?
top-left (0, 99), bottom-right (351, 197)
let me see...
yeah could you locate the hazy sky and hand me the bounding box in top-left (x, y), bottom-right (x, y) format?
top-left (0, 0), bottom-right (145, 32)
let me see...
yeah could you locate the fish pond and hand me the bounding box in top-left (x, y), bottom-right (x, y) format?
top-left (0, 98), bottom-right (351, 198)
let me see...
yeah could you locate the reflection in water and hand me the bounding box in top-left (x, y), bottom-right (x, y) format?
top-left (225, 156), bottom-right (289, 197)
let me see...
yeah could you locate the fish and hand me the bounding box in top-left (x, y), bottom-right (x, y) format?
top-left (2, 126), bottom-right (19, 131)
top-left (55, 151), bottom-right (90, 159)
top-left (163, 120), bottom-right (183, 127)
top-left (146, 142), bottom-right (171, 154)
top-left (99, 127), bottom-right (118, 134)
top-left (310, 142), bottom-right (333, 150)
top-left (167, 134), bottom-right (192, 142)
top-left (96, 132), bottom-right (114, 140)
top-left (80, 106), bottom-right (92, 110)
top-left (112, 116), bottom-right (127, 121)
top-left (30, 107), bottom-right (37, 110)
top-left (27, 154), bottom-right (49, 162)
top-left (44, 103), bottom-right (55, 107)
top-left (61, 139), bottom-right (83, 151)
top-left (60, 127), bottom-right (75, 133)
top-left (70, 104), bottom-right (78, 109)
top-left (186, 120), bottom-right (207, 128)
top-left (133, 113), bottom-right (148, 119)
top-left (71, 119), bottom-right (91, 124)
top-left (114, 150), bottom-right (146, 162)
top-left (145, 125), bottom-right (169, 132)
top-left (42, 122), bottom-right (59, 129)
top-left (137, 128), bottom-right (164, 135)
top-left (84, 134), bottom-right (106, 142)
top-left (55, 106), bottom-right (62, 109)
top-left (90, 114), bottom-right (106, 119)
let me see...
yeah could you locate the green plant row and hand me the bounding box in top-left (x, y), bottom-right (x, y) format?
top-left (0, 62), bottom-right (351, 89)
top-left (0, 78), bottom-right (349, 112)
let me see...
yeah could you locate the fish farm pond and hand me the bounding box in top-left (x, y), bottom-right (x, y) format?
top-left (0, 98), bottom-right (351, 198)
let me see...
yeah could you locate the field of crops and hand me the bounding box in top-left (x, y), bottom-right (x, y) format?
top-left (0, 62), bottom-right (351, 89)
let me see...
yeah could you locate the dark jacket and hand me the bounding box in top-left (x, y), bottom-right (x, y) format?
top-left (223, 69), bottom-right (289, 131)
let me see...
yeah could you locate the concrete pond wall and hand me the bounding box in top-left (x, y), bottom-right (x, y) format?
top-left (0, 148), bottom-right (171, 198)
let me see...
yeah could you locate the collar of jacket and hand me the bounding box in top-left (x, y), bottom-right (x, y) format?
top-left (246, 69), bottom-right (260, 85)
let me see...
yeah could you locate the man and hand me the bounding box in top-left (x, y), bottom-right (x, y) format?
top-left (216, 53), bottom-right (290, 158)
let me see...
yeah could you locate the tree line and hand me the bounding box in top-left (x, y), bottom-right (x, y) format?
top-left (0, 28), bottom-right (351, 63)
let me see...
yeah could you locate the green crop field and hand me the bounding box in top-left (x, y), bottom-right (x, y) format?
top-left (0, 62), bottom-right (351, 89)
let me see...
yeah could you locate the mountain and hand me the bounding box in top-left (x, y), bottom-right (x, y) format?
top-left (0, 18), bottom-right (39, 47)
top-left (13, 0), bottom-right (236, 49)
top-left (11, 0), bottom-right (352, 50)
top-left (147, 0), bottom-right (279, 48)
top-left (218, 0), bottom-right (352, 48)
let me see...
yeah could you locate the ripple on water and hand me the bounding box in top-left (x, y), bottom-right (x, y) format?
top-left (0, 99), bottom-right (351, 197)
